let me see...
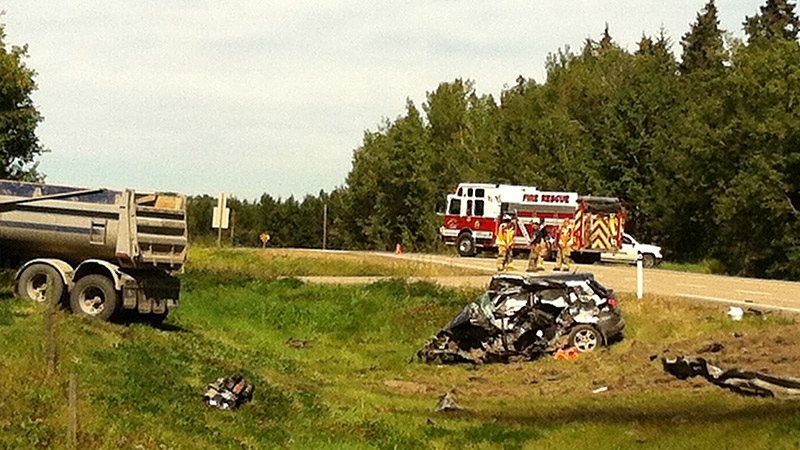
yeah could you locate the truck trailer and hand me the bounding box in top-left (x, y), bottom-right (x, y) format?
top-left (0, 180), bottom-right (188, 321)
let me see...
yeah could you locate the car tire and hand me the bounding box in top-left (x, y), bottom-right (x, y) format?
top-left (568, 325), bottom-right (602, 352)
top-left (16, 264), bottom-right (64, 303)
top-left (456, 233), bottom-right (476, 257)
top-left (69, 275), bottom-right (120, 321)
top-left (640, 253), bottom-right (656, 268)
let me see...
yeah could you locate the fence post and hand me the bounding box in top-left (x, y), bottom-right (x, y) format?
top-left (44, 278), bottom-right (58, 375)
top-left (68, 372), bottom-right (78, 449)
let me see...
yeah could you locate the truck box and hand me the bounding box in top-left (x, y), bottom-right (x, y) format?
top-left (0, 180), bottom-right (187, 320)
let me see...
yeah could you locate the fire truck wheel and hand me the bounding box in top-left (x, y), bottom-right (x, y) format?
top-left (641, 253), bottom-right (656, 268)
top-left (16, 264), bottom-right (64, 303)
top-left (70, 275), bottom-right (120, 321)
top-left (456, 233), bottom-right (476, 257)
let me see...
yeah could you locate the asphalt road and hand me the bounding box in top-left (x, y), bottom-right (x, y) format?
top-left (303, 251), bottom-right (800, 314)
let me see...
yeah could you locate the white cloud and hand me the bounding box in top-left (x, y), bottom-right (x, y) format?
top-left (2, 0), bottom-right (760, 200)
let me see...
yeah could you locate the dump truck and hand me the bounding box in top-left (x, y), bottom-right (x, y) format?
top-left (0, 179), bottom-right (188, 321)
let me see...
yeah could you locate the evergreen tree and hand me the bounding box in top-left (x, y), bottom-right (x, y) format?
top-left (744, 0), bottom-right (800, 43)
top-left (680, 0), bottom-right (727, 74)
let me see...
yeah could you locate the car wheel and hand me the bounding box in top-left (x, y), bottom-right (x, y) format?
top-left (456, 233), bottom-right (476, 257)
top-left (69, 275), bottom-right (120, 321)
top-left (568, 325), bottom-right (602, 352)
top-left (640, 253), bottom-right (657, 268)
top-left (16, 264), bottom-right (64, 303)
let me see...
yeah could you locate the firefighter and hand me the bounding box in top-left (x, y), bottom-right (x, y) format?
top-left (526, 217), bottom-right (550, 272)
top-left (554, 218), bottom-right (573, 271)
top-left (496, 214), bottom-right (516, 271)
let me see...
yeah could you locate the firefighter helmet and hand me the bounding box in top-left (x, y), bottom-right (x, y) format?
top-left (502, 214), bottom-right (512, 222)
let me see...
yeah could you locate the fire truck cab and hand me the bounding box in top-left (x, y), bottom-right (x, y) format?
top-left (440, 183), bottom-right (579, 257)
top-left (440, 183), bottom-right (626, 262)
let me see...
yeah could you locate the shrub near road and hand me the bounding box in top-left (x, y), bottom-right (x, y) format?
top-left (2, 249), bottom-right (800, 449)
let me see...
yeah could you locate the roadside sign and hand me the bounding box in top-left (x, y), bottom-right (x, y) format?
top-left (212, 193), bottom-right (230, 229)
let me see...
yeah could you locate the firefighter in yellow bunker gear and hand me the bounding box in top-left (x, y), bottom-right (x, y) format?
top-left (526, 217), bottom-right (549, 272)
top-left (554, 218), bottom-right (573, 271)
top-left (496, 214), bottom-right (516, 271)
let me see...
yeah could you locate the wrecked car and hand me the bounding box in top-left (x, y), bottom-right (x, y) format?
top-left (417, 272), bottom-right (625, 364)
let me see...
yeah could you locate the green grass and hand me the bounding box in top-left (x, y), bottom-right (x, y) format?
top-left (187, 246), bottom-right (483, 277)
top-left (1, 249), bottom-right (800, 449)
top-left (659, 258), bottom-right (727, 275)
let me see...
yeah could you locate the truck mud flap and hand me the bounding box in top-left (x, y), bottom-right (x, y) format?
top-left (121, 271), bottom-right (181, 314)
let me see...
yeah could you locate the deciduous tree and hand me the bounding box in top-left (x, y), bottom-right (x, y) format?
top-left (0, 25), bottom-right (44, 180)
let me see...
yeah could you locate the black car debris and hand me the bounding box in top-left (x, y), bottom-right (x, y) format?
top-left (416, 272), bottom-right (625, 364)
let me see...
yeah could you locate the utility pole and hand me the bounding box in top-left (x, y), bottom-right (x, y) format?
top-left (322, 203), bottom-right (328, 250)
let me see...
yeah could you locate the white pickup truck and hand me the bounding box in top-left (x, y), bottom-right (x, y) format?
top-left (600, 233), bottom-right (662, 268)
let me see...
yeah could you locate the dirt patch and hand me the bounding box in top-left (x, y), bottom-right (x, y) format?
top-left (406, 308), bottom-right (800, 403)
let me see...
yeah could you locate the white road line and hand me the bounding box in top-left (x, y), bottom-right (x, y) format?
top-left (676, 283), bottom-right (706, 288)
top-left (676, 294), bottom-right (800, 314)
top-left (736, 289), bottom-right (768, 296)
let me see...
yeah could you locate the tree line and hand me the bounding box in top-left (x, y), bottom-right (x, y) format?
top-left (3, 1), bottom-right (800, 279)
top-left (189, 0), bottom-right (800, 280)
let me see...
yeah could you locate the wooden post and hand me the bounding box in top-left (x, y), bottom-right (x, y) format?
top-left (44, 278), bottom-right (58, 375)
top-left (67, 372), bottom-right (78, 449)
top-left (230, 209), bottom-right (235, 246)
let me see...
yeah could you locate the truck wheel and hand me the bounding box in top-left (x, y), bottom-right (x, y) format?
top-left (70, 275), bottom-right (119, 321)
top-left (568, 325), bottom-right (602, 352)
top-left (16, 264), bottom-right (64, 303)
top-left (641, 253), bottom-right (656, 268)
top-left (456, 233), bottom-right (476, 257)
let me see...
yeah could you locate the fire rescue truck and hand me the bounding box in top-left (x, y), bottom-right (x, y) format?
top-left (439, 183), bottom-right (626, 263)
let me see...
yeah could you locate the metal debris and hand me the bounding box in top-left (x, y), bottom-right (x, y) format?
top-left (696, 342), bottom-right (725, 354)
top-left (661, 356), bottom-right (800, 398)
top-left (203, 375), bottom-right (254, 409)
top-left (435, 391), bottom-right (463, 412)
top-left (286, 337), bottom-right (310, 349)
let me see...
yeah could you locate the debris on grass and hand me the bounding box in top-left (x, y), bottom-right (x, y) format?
top-left (727, 307), bottom-right (744, 321)
top-left (203, 375), bottom-right (254, 409)
top-left (286, 337), bottom-right (310, 349)
top-left (696, 342), bottom-right (725, 353)
top-left (435, 391), bottom-right (462, 412)
top-left (661, 356), bottom-right (800, 398)
top-left (554, 347), bottom-right (580, 360)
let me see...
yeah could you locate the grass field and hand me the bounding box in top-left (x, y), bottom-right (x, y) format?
top-left (1, 248), bottom-right (800, 449)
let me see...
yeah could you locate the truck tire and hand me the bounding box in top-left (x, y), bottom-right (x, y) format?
top-left (16, 264), bottom-right (64, 303)
top-left (69, 275), bottom-right (120, 321)
top-left (456, 233), bottom-right (476, 257)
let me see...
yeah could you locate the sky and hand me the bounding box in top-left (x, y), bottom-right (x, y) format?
top-left (2, 1), bottom-right (762, 201)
